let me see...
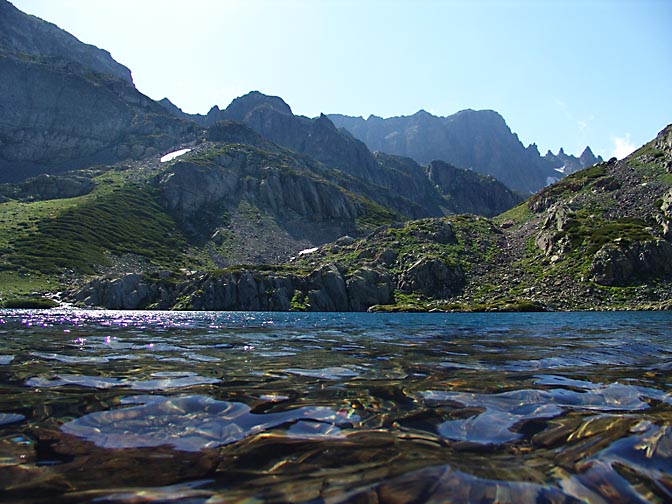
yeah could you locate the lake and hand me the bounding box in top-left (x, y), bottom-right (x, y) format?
top-left (0, 309), bottom-right (670, 503)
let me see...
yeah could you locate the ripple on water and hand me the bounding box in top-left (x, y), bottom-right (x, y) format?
top-left (61, 395), bottom-right (354, 451)
top-left (0, 413), bottom-right (25, 426)
top-left (423, 380), bottom-right (659, 445)
top-left (30, 352), bottom-right (109, 365)
top-left (25, 372), bottom-right (220, 391)
top-left (285, 367), bottom-right (360, 380)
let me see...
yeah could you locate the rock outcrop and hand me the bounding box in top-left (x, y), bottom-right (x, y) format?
top-left (71, 272), bottom-right (179, 310)
top-left (19, 173), bottom-right (95, 200)
top-left (427, 160), bottom-right (523, 217)
top-left (544, 146), bottom-right (603, 175)
top-left (590, 240), bottom-right (672, 286)
top-left (398, 257), bottom-right (465, 298)
top-left (71, 264), bottom-right (395, 312)
top-left (154, 146), bottom-right (364, 241)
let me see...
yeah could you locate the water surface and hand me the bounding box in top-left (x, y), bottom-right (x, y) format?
top-left (0, 309), bottom-right (670, 502)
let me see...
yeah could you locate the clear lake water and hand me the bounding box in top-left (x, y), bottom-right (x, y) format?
top-left (0, 309), bottom-right (670, 503)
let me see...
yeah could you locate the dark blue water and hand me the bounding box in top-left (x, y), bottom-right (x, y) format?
top-left (0, 309), bottom-right (670, 503)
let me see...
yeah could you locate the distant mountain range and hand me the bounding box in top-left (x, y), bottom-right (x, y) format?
top-left (328, 112), bottom-right (602, 193)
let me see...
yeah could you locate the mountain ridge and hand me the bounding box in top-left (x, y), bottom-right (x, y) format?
top-left (64, 124), bottom-right (672, 312)
top-left (0, 0), bottom-right (132, 83)
top-left (0, 0), bottom-right (669, 312)
top-left (328, 110), bottom-right (601, 194)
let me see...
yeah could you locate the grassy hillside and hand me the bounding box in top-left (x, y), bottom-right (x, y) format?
top-left (289, 125), bottom-right (672, 311)
top-left (2, 125), bottom-right (671, 311)
top-left (0, 140), bottom-right (401, 304)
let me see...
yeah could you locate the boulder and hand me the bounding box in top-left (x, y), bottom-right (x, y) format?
top-left (19, 173), bottom-right (95, 200)
top-left (406, 219), bottom-right (456, 245)
top-left (346, 267), bottom-right (394, 311)
top-left (535, 204), bottom-right (571, 256)
top-left (307, 263), bottom-right (348, 311)
top-left (590, 240), bottom-right (672, 286)
top-left (398, 257), bottom-right (465, 298)
top-left (70, 273), bottom-right (175, 309)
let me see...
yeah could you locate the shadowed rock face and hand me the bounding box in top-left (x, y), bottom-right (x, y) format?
top-left (191, 95), bottom-right (523, 219)
top-left (329, 109), bottom-right (568, 194)
top-left (71, 264), bottom-right (395, 313)
top-left (204, 93), bottom-right (385, 185)
top-left (590, 240), bottom-right (672, 286)
top-left (0, 0), bottom-right (133, 83)
top-left (0, 0), bottom-right (197, 182)
top-left (427, 160), bottom-right (523, 217)
top-left (0, 52), bottom-right (197, 182)
top-left (154, 149), bottom-right (364, 242)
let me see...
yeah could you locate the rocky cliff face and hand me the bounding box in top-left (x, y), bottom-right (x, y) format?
top-left (0, 2), bottom-right (198, 182)
top-left (328, 110), bottom-right (580, 194)
top-left (0, 0), bottom-right (132, 83)
top-left (0, 52), bottom-right (198, 182)
top-left (427, 160), bottom-right (522, 217)
top-left (70, 263), bottom-right (396, 312)
top-left (154, 143), bottom-right (364, 243)
top-left (201, 92), bottom-right (386, 186)
top-left (161, 93), bottom-right (523, 219)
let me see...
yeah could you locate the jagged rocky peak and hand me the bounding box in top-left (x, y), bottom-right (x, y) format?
top-left (579, 146), bottom-right (600, 166)
top-left (315, 113), bottom-right (338, 131)
top-left (544, 145), bottom-right (603, 175)
top-left (0, 0), bottom-right (132, 83)
top-left (159, 98), bottom-right (186, 115)
top-left (527, 143), bottom-right (541, 156)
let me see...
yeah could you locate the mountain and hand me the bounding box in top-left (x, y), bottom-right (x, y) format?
top-left (158, 91), bottom-right (522, 218)
top-left (0, 0), bottom-right (132, 83)
top-left (427, 160), bottom-right (522, 216)
top-left (0, 0), bottom-right (197, 182)
top-left (61, 123), bottom-right (672, 311)
top-left (328, 110), bottom-right (598, 194)
top-left (170, 91), bottom-right (387, 185)
top-left (2, 0), bottom-right (668, 312)
top-left (544, 146), bottom-right (604, 175)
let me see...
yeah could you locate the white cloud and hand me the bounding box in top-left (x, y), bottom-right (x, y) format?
top-left (611, 133), bottom-right (636, 159)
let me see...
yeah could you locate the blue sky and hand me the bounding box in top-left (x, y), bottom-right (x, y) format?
top-left (12, 0), bottom-right (672, 159)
